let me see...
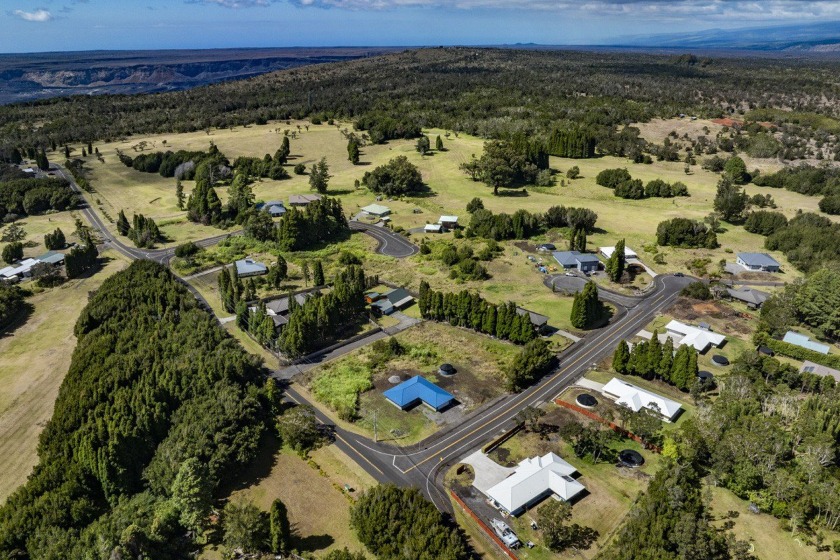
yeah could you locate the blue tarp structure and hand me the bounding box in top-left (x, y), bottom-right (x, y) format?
top-left (383, 375), bottom-right (455, 412)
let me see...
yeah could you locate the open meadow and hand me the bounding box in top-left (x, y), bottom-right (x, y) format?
top-left (0, 210), bottom-right (82, 263)
top-left (0, 251), bottom-right (128, 502)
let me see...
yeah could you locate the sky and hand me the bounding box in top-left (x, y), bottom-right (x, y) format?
top-left (2, 0), bottom-right (840, 53)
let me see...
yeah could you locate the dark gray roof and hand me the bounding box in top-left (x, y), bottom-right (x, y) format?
top-left (727, 287), bottom-right (770, 306)
top-left (737, 253), bottom-right (780, 267)
top-left (383, 287), bottom-right (413, 306)
top-left (265, 292), bottom-right (313, 315)
top-left (553, 251), bottom-right (599, 266)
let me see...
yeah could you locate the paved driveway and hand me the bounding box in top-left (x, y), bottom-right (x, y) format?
top-left (462, 450), bottom-right (515, 494)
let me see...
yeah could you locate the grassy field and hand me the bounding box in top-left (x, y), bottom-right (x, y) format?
top-left (204, 441), bottom-right (369, 558)
top-left (481, 406), bottom-right (665, 560)
top-left (0, 210), bottom-right (82, 264)
top-left (0, 251), bottom-right (128, 503)
top-left (304, 321), bottom-right (520, 445)
top-left (709, 486), bottom-right (838, 560)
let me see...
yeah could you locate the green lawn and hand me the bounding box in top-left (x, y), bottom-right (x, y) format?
top-left (0, 211), bottom-right (82, 263)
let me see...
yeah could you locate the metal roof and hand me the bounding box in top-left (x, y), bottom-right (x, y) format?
top-left (235, 259), bottom-right (267, 276)
top-left (552, 251), bottom-right (599, 266)
top-left (36, 251), bottom-right (65, 265)
top-left (486, 453), bottom-right (585, 515)
top-left (361, 203), bottom-right (391, 216)
top-left (383, 375), bottom-right (455, 411)
top-left (737, 252), bottom-right (780, 268)
top-left (603, 377), bottom-right (683, 421)
top-left (783, 331), bottom-right (830, 355)
top-left (438, 215), bottom-right (459, 223)
top-left (515, 307), bottom-right (548, 327)
top-left (726, 287), bottom-right (770, 306)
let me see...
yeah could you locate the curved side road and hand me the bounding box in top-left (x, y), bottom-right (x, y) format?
top-left (349, 221), bottom-right (419, 258)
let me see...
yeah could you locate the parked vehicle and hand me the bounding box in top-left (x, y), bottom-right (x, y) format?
top-left (490, 519), bottom-right (520, 549)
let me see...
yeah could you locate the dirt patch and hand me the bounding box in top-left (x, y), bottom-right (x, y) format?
top-left (670, 297), bottom-right (754, 336)
top-left (513, 241), bottom-right (536, 253)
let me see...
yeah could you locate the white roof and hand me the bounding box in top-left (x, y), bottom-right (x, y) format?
top-left (599, 246), bottom-right (637, 259)
top-left (3, 258), bottom-right (39, 277)
top-left (602, 377), bottom-right (682, 421)
top-left (0, 266), bottom-right (16, 278)
top-left (424, 224), bottom-right (442, 232)
top-left (438, 215), bottom-right (459, 223)
top-left (664, 320), bottom-right (725, 352)
top-left (486, 452), bottom-right (585, 515)
top-left (361, 203), bottom-right (391, 215)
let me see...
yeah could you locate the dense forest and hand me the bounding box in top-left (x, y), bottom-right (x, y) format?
top-left (2, 48), bottom-right (840, 157)
top-left (0, 261), bottom-right (271, 558)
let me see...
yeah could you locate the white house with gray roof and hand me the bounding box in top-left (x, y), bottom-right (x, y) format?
top-left (736, 252), bottom-right (780, 272)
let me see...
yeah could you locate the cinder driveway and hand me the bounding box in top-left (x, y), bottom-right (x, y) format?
top-left (462, 450), bottom-right (515, 494)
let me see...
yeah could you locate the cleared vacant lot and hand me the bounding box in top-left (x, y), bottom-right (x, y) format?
top-left (0, 252), bottom-right (128, 502)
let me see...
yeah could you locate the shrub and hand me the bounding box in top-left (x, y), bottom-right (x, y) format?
top-left (174, 241), bottom-right (200, 258)
top-left (681, 281), bottom-right (712, 300)
top-left (294, 163), bottom-right (306, 175)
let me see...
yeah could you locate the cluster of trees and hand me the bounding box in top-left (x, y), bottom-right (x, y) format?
top-left (421, 240), bottom-right (492, 281)
top-left (570, 281), bottom-right (607, 329)
top-left (538, 499), bottom-right (599, 553)
top-left (361, 156), bottom-right (424, 196)
top-left (466, 204), bottom-right (597, 242)
top-left (656, 217), bottom-right (718, 248)
top-left (418, 281), bottom-right (538, 344)
top-left (613, 335), bottom-right (700, 391)
top-left (0, 284), bottom-right (25, 330)
top-left (216, 497), bottom-right (293, 556)
top-left (350, 485), bottom-right (470, 560)
top-left (116, 210), bottom-right (161, 248)
top-left (64, 231), bottom-right (99, 278)
top-left (600, 463), bottom-right (733, 560)
top-left (0, 177), bottom-right (78, 222)
top-left (233, 136), bottom-right (292, 180)
top-left (275, 197), bottom-right (349, 251)
top-left (546, 127), bottom-right (597, 158)
top-left (763, 212), bottom-right (840, 273)
top-left (0, 261), bottom-right (270, 558)
top-left (118, 148), bottom-right (212, 178)
top-left (353, 114), bottom-right (421, 144)
top-left (744, 210), bottom-right (788, 236)
top-left (753, 164), bottom-right (840, 197)
top-left (506, 338), bottom-right (555, 391)
top-left (279, 265), bottom-right (368, 356)
top-left (459, 139), bottom-right (550, 195)
top-left (2, 241), bottom-right (23, 264)
top-left (713, 177), bottom-right (750, 222)
top-left (759, 267), bottom-right (840, 342)
top-left (43, 227), bottom-right (65, 250)
top-left (596, 168), bottom-right (689, 199)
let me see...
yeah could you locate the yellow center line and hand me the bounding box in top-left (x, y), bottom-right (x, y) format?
top-left (402, 290), bottom-right (671, 474)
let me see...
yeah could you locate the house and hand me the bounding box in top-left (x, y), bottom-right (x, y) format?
top-left (0, 258), bottom-right (39, 280)
top-left (485, 452), bottom-right (586, 517)
top-left (288, 194), bottom-right (322, 207)
top-left (726, 287), bottom-right (770, 308)
top-left (438, 215), bottom-right (459, 229)
top-left (424, 224), bottom-right (443, 233)
top-left (602, 377), bottom-right (683, 422)
top-left (371, 287), bottom-right (414, 315)
top-left (383, 376), bottom-right (455, 412)
top-left (361, 204), bottom-right (391, 217)
top-left (599, 246), bottom-right (638, 260)
top-left (515, 307), bottom-right (550, 334)
top-left (736, 252), bottom-right (781, 272)
top-left (783, 331), bottom-right (830, 355)
top-left (265, 292), bottom-right (314, 315)
top-left (800, 361), bottom-right (840, 382)
top-left (664, 320), bottom-right (726, 353)
top-left (552, 251), bottom-right (600, 273)
top-left (256, 200), bottom-right (287, 218)
top-left (235, 259), bottom-right (268, 278)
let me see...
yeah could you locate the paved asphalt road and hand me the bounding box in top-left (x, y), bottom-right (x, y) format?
top-left (58, 164), bottom-right (689, 513)
top-left (278, 274), bottom-right (693, 512)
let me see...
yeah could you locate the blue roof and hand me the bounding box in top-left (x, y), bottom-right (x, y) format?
top-left (383, 376), bottom-right (455, 411)
top-left (738, 253), bottom-right (780, 267)
top-left (783, 331), bottom-right (830, 355)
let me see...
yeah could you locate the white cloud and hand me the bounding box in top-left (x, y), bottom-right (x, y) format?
top-left (187, 0), bottom-right (277, 7)
top-left (13, 8), bottom-right (53, 21)
top-left (283, 0), bottom-right (840, 20)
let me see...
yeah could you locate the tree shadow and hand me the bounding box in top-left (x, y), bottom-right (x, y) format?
top-left (0, 301), bottom-right (34, 339)
top-left (327, 189), bottom-right (356, 196)
top-left (294, 533), bottom-right (335, 553)
top-left (215, 432), bottom-right (282, 497)
top-left (497, 189), bottom-right (529, 197)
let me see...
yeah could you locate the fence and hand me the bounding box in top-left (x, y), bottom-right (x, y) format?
top-left (450, 491), bottom-right (518, 560)
top-left (553, 398), bottom-right (662, 453)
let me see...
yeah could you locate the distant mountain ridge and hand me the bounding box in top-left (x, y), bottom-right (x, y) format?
top-left (616, 20), bottom-right (840, 51)
top-left (0, 47), bottom-right (400, 105)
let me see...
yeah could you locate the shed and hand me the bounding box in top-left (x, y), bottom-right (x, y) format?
top-left (382, 287), bottom-right (414, 309)
top-left (383, 376), bottom-right (455, 411)
top-left (361, 204), bottom-right (391, 217)
top-left (736, 253), bottom-right (780, 272)
top-left (424, 224), bottom-right (443, 233)
top-left (438, 215), bottom-right (459, 229)
top-left (235, 259), bottom-right (268, 278)
top-left (36, 251), bottom-right (65, 265)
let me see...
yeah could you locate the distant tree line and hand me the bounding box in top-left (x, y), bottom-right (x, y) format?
top-left (546, 127), bottom-right (597, 158)
top-left (418, 281), bottom-right (538, 344)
